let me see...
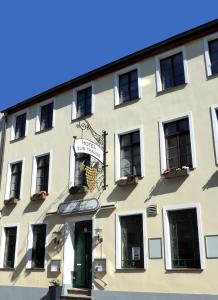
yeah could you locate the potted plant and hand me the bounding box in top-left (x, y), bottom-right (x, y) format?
top-left (69, 185), bottom-right (88, 194)
top-left (163, 166), bottom-right (189, 179)
top-left (31, 191), bottom-right (47, 201)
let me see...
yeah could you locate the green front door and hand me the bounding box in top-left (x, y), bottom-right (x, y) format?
top-left (73, 221), bottom-right (92, 288)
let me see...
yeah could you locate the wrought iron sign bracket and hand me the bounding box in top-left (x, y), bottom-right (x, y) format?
top-left (73, 119), bottom-right (108, 192)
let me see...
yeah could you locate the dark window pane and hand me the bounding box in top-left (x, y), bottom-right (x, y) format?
top-left (75, 153), bottom-right (90, 186)
top-left (40, 103), bottom-right (53, 131)
top-left (4, 227), bottom-right (17, 268)
top-left (160, 53), bottom-right (185, 90)
top-left (164, 118), bottom-right (192, 169)
top-left (121, 215), bottom-right (144, 268)
top-left (119, 70), bottom-right (138, 103)
top-left (9, 162), bottom-right (22, 199)
top-left (36, 155), bottom-right (49, 193)
top-left (173, 53), bottom-right (185, 86)
top-left (15, 113), bottom-right (26, 139)
top-left (76, 87), bottom-right (92, 118)
top-left (120, 131), bottom-right (141, 177)
top-left (32, 224), bottom-right (46, 268)
top-left (209, 39), bottom-right (218, 75)
top-left (168, 209), bottom-right (200, 269)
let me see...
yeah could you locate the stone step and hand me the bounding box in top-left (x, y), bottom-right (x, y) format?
top-left (68, 288), bottom-right (91, 296)
top-left (60, 295), bottom-right (92, 300)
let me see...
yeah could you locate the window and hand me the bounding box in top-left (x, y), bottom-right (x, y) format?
top-left (208, 39), bottom-right (218, 75)
top-left (155, 47), bottom-right (188, 92)
top-left (76, 87), bottom-right (92, 118)
top-left (204, 33), bottom-right (218, 77)
top-left (36, 99), bottom-right (55, 132)
top-left (32, 224), bottom-right (47, 268)
top-left (116, 212), bottom-right (146, 269)
top-left (163, 204), bottom-right (204, 270)
top-left (164, 118), bottom-right (192, 169)
top-left (3, 227), bottom-right (17, 268)
top-left (119, 70), bottom-right (138, 103)
top-left (159, 112), bottom-right (197, 173)
top-left (160, 53), bottom-right (185, 90)
top-left (9, 162), bottom-right (22, 199)
top-left (120, 131), bottom-right (141, 177)
top-left (115, 126), bottom-right (144, 181)
top-left (72, 83), bottom-right (94, 120)
top-left (15, 113), bottom-right (26, 139)
top-left (11, 110), bottom-right (28, 141)
top-left (114, 64), bottom-right (141, 106)
top-left (36, 154), bottom-right (50, 193)
top-left (75, 153), bottom-right (90, 186)
top-left (40, 102), bottom-right (53, 131)
top-left (210, 104), bottom-right (218, 164)
top-left (120, 215), bottom-right (144, 268)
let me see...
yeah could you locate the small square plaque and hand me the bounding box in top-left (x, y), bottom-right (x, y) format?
top-left (148, 238), bottom-right (162, 259)
top-left (205, 235), bottom-right (218, 258)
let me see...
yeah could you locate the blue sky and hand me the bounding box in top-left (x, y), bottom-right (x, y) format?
top-left (0, 0), bottom-right (217, 111)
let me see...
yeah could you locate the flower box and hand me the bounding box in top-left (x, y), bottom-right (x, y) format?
top-left (69, 185), bottom-right (88, 195)
top-left (163, 167), bottom-right (189, 179)
top-left (116, 175), bottom-right (139, 186)
top-left (4, 197), bottom-right (19, 205)
top-left (31, 191), bottom-right (47, 201)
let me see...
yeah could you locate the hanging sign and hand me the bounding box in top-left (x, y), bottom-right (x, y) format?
top-left (57, 198), bottom-right (99, 215)
top-left (74, 138), bottom-right (104, 163)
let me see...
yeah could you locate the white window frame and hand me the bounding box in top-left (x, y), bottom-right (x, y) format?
top-left (115, 125), bottom-right (145, 181)
top-left (31, 151), bottom-right (52, 195)
top-left (155, 46), bottom-right (189, 93)
top-left (10, 109), bottom-right (28, 141)
top-left (114, 64), bottom-right (142, 106)
top-left (0, 224), bottom-right (20, 268)
top-left (203, 32), bottom-right (218, 77)
top-left (210, 104), bottom-right (218, 164)
top-left (115, 211), bottom-right (147, 270)
top-left (163, 203), bottom-right (205, 270)
top-left (158, 111), bottom-right (197, 173)
top-left (72, 82), bottom-right (94, 120)
top-left (5, 159), bottom-right (25, 200)
top-left (35, 98), bottom-right (56, 133)
top-left (26, 221), bottom-right (48, 269)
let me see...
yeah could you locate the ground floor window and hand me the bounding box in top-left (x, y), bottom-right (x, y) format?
top-left (163, 205), bottom-right (203, 270)
top-left (4, 227), bottom-right (17, 268)
top-left (31, 224), bottom-right (46, 268)
top-left (117, 213), bottom-right (145, 269)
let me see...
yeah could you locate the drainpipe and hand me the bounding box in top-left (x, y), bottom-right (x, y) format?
top-left (0, 112), bottom-right (6, 189)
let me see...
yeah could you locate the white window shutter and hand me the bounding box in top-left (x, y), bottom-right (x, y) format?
top-left (26, 225), bottom-right (33, 269)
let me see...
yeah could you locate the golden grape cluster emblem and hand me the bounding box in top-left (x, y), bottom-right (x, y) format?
top-left (80, 162), bottom-right (98, 192)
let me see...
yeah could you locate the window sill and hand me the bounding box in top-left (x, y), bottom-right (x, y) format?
top-left (71, 113), bottom-right (93, 123)
top-left (115, 97), bottom-right (140, 109)
top-left (69, 185), bottom-right (88, 194)
top-left (207, 72), bottom-right (218, 80)
top-left (157, 82), bottom-right (187, 96)
top-left (10, 136), bottom-right (26, 143)
top-left (166, 268), bottom-right (203, 272)
top-left (0, 267), bottom-right (15, 271)
top-left (26, 268), bottom-right (45, 271)
top-left (35, 127), bottom-right (54, 135)
top-left (116, 176), bottom-right (141, 186)
top-left (116, 268), bottom-right (145, 272)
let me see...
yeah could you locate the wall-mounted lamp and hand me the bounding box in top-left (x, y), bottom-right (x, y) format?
top-left (52, 230), bottom-right (62, 246)
top-left (95, 228), bottom-right (103, 243)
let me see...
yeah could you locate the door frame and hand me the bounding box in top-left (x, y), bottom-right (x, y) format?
top-left (63, 214), bottom-right (95, 289)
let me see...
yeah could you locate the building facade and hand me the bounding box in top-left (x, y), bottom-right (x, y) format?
top-left (0, 19), bottom-right (218, 300)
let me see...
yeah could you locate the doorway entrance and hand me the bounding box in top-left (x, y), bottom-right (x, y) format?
top-left (73, 220), bottom-right (92, 288)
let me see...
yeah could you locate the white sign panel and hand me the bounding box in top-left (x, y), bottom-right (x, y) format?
top-left (74, 138), bottom-right (104, 163)
top-left (57, 198), bottom-right (99, 215)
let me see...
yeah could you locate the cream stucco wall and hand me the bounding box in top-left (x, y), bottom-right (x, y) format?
top-left (0, 36), bottom-right (218, 295)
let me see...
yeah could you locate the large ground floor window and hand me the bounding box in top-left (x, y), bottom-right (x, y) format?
top-left (163, 204), bottom-right (204, 270)
top-left (116, 212), bottom-right (145, 269)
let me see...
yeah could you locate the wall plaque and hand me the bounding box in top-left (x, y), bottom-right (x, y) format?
top-left (57, 198), bottom-right (99, 215)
